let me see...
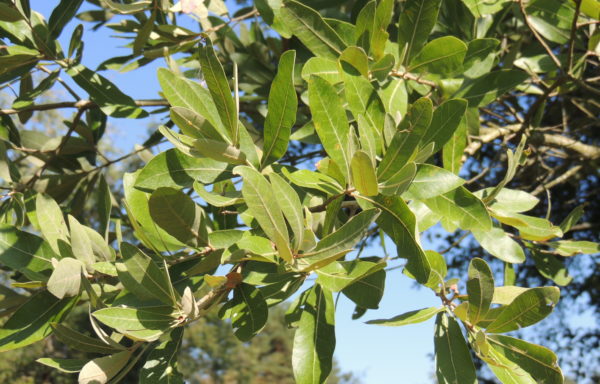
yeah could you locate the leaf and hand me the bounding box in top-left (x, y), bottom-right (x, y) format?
top-left (198, 37), bottom-right (238, 144)
top-left (397, 0), bottom-right (442, 64)
top-left (220, 283), bottom-right (268, 342)
top-left (92, 306), bottom-right (176, 341)
top-left (357, 195), bottom-right (430, 284)
top-left (292, 284), bottom-right (335, 384)
top-left (149, 187), bottom-right (209, 248)
top-left (342, 269), bottom-right (386, 309)
top-left (192, 138), bottom-right (247, 165)
top-left (379, 162), bottom-right (416, 196)
top-left (467, 258), bottom-right (494, 325)
top-left (280, 0), bottom-right (346, 59)
top-left (475, 188), bottom-right (539, 213)
top-left (547, 240), bottom-right (600, 256)
top-left (409, 36), bottom-right (467, 76)
top-left (378, 97), bottom-right (433, 181)
top-left (420, 99), bottom-right (467, 154)
top-left (351, 150), bottom-right (378, 196)
top-left (367, 307), bottom-right (443, 326)
top-left (559, 205), bottom-right (584, 233)
top-left (100, 0), bottom-right (151, 14)
top-left (295, 209), bottom-right (380, 272)
top-left (301, 57), bottom-right (342, 84)
top-left (486, 287), bottom-right (560, 333)
top-left (407, 164), bottom-right (465, 200)
top-left (96, 175), bottom-right (112, 240)
top-left (157, 69), bottom-right (227, 141)
top-left (234, 166), bottom-right (292, 263)
top-left (442, 116), bottom-right (467, 175)
top-left (78, 350), bottom-right (133, 384)
top-left (316, 259), bottom-right (385, 292)
top-left (434, 313), bottom-right (477, 384)
top-left (193, 182), bottom-right (242, 207)
top-left (0, 225), bottom-right (55, 281)
top-left (140, 328), bottom-right (184, 384)
top-left (36, 193), bottom-right (69, 255)
top-left (283, 169), bottom-right (344, 195)
top-left (116, 242), bottom-right (176, 306)
top-left (48, 0), bottom-right (83, 39)
top-left (492, 286), bottom-right (529, 305)
top-left (136, 148), bottom-right (228, 190)
top-left (51, 323), bottom-right (125, 354)
top-left (463, 38), bottom-right (500, 78)
top-left (47, 258), bottom-right (84, 299)
top-left (37, 358), bottom-right (87, 373)
top-left (68, 215), bottom-right (96, 271)
top-left (262, 50), bottom-right (297, 166)
top-left (308, 75), bottom-right (351, 182)
top-left (269, 173), bottom-right (305, 250)
top-left (461, 0), bottom-right (511, 18)
top-left (455, 69), bottom-right (529, 107)
top-left (531, 249), bottom-right (573, 286)
top-left (0, 291), bottom-right (77, 352)
top-left (472, 227), bottom-right (526, 263)
top-left (488, 335), bottom-right (563, 384)
top-left (424, 186), bottom-right (492, 231)
top-left (66, 64), bottom-right (147, 118)
top-left (133, 10), bottom-right (155, 55)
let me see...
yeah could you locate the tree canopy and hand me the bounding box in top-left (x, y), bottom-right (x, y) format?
top-left (0, 0), bottom-right (599, 383)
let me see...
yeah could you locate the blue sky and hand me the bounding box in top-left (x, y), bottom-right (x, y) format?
top-left (27, 1), bottom-right (442, 383)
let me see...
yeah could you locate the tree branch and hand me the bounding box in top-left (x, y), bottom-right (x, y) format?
top-left (0, 99), bottom-right (170, 115)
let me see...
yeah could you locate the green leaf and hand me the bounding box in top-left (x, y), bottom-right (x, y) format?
top-left (47, 258), bottom-right (84, 299)
top-left (455, 69), bottom-right (529, 107)
top-left (170, 106), bottom-right (223, 141)
top-left (367, 307), bottom-right (443, 326)
top-left (442, 116), bottom-right (467, 174)
top-left (262, 50), bottom-right (297, 166)
top-left (378, 97), bottom-right (432, 181)
top-left (234, 166), bottom-right (292, 263)
top-left (198, 38), bottom-right (238, 145)
top-left (301, 57), bottom-right (342, 84)
top-left (0, 291), bottom-right (77, 352)
top-left (133, 10), bottom-right (154, 55)
top-left (342, 269), bottom-right (385, 309)
top-left (269, 173), bottom-right (305, 251)
top-left (96, 175), bottom-right (111, 240)
top-left (493, 211), bottom-right (563, 241)
top-left (192, 138), bottom-right (247, 165)
top-left (316, 259), bottom-right (385, 292)
top-left (292, 284), bottom-right (335, 384)
top-left (66, 64), bottom-right (147, 118)
top-left (157, 69), bottom-right (227, 141)
top-left (295, 209), bottom-right (380, 272)
top-left (193, 182), bottom-right (242, 207)
top-left (421, 99), bottom-right (467, 154)
top-left (308, 75), bottom-right (351, 182)
top-left (463, 38), bottom-right (500, 78)
top-left (424, 186), bottom-right (492, 231)
top-left (136, 148), bottom-right (228, 190)
top-left (492, 286), bottom-right (529, 305)
top-left (68, 215), bottom-right (95, 271)
top-left (280, 0), bottom-right (347, 59)
top-left (36, 193), bottom-right (69, 255)
top-left (51, 323), bottom-right (125, 354)
top-left (434, 313), bottom-right (477, 384)
top-left (48, 0), bottom-right (83, 39)
top-left (78, 350), bottom-right (133, 384)
top-left (472, 227), bottom-right (526, 263)
top-left (379, 162), bottom-right (416, 197)
top-left (220, 283), bottom-right (268, 342)
top-left (531, 249), bottom-right (572, 286)
top-left (476, 188), bottom-right (539, 213)
top-left (140, 328), bottom-right (184, 384)
top-left (116, 242), bottom-right (176, 306)
top-left (488, 335), bottom-right (563, 384)
top-left (149, 187), bottom-right (209, 248)
top-left (0, 225), bottom-right (55, 281)
top-left (356, 195), bottom-right (430, 284)
top-left (92, 306), bottom-right (177, 341)
top-left (37, 358), bottom-right (87, 373)
top-left (461, 0), bottom-right (511, 18)
top-left (351, 150), bottom-right (378, 196)
top-left (409, 36), bottom-right (467, 76)
top-left (407, 164), bottom-right (465, 200)
top-left (283, 169), bottom-right (344, 195)
top-left (547, 240), bottom-right (600, 256)
top-left (467, 258), bottom-right (494, 325)
top-left (100, 0), bottom-right (151, 14)
top-left (559, 205), bottom-right (584, 233)
top-left (486, 287), bottom-right (560, 333)
top-left (397, 0), bottom-right (442, 64)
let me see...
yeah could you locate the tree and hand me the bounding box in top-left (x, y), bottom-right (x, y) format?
top-left (0, 0), bottom-right (598, 383)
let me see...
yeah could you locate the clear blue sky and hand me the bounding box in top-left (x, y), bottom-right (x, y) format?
top-left (28, 2), bottom-right (444, 383)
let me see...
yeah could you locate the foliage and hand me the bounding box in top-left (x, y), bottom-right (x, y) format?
top-left (0, 0), bottom-right (599, 383)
